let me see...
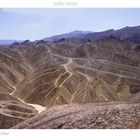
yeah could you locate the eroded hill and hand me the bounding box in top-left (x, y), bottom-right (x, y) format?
top-left (0, 36), bottom-right (140, 128)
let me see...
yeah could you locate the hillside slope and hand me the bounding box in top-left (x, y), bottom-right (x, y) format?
top-left (12, 101), bottom-right (140, 129)
top-left (0, 36), bottom-right (140, 128)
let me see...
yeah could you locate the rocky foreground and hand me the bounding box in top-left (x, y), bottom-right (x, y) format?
top-left (12, 101), bottom-right (140, 129)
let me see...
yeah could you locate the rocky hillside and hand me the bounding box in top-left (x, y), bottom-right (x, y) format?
top-left (0, 36), bottom-right (140, 128)
top-left (12, 101), bottom-right (140, 129)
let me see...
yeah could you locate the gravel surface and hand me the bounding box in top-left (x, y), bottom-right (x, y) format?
top-left (12, 101), bottom-right (140, 129)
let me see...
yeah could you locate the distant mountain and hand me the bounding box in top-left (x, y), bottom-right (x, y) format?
top-left (43, 31), bottom-right (93, 42)
top-left (41, 25), bottom-right (140, 43)
top-left (86, 26), bottom-right (140, 43)
top-left (1, 26), bottom-right (140, 45)
top-left (0, 40), bottom-right (22, 45)
top-left (0, 40), bottom-right (16, 45)
top-left (113, 26), bottom-right (140, 43)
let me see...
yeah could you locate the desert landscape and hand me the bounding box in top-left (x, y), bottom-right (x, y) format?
top-left (0, 25), bottom-right (140, 129)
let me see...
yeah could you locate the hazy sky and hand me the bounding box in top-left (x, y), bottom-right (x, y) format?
top-left (0, 8), bottom-right (140, 40)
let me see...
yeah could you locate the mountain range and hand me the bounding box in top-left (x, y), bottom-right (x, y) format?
top-left (0, 25), bottom-right (140, 129)
top-left (1, 25), bottom-right (140, 45)
top-left (0, 40), bottom-right (22, 45)
top-left (42, 26), bottom-right (140, 43)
